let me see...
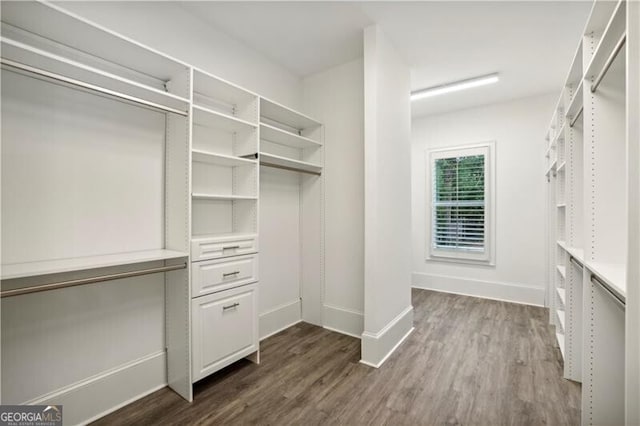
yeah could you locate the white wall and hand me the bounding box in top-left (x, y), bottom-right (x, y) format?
top-left (411, 93), bottom-right (557, 306)
top-left (56, 1), bottom-right (303, 109)
top-left (362, 26), bottom-right (413, 367)
top-left (303, 58), bottom-right (365, 338)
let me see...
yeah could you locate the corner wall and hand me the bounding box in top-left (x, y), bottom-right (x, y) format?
top-left (362, 26), bottom-right (413, 367)
top-left (411, 93), bottom-right (557, 306)
top-left (303, 58), bottom-right (365, 338)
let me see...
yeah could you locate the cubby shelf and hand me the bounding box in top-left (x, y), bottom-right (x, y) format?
top-left (557, 309), bottom-right (566, 330)
top-left (586, 260), bottom-right (626, 300)
top-left (566, 80), bottom-right (584, 122)
top-left (192, 193), bottom-right (258, 201)
top-left (566, 246), bottom-right (585, 264)
top-left (1, 249), bottom-right (188, 280)
top-left (259, 152), bottom-right (322, 175)
top-left (557, 287), bottom-right (566, 305)
top-left (557, 162), bottom-right (567, 172)
top-left (260, 97), bottom-right (321, 131)
top-left (557, 265), bottom-right (566, 278)
top-left (193, 105), bottom-right (256, 133)
top-left (557, 203), bottom-right (567, 208)
top-left (260, 123), bottom-right (321, 149)
top-left (192, 149), bottom-right (257, 167)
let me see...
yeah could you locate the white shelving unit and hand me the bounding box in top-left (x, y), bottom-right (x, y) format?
top-left (544, 0), bottom-right (638, 423)
top-left (0, 2), bottom-right (193, 421)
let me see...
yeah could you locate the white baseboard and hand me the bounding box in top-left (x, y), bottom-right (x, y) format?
top-left (28, 351), bottom-right (167, 426)
top-left (412, 272), bottom-right (545, 306)
top-left (323, 304), bottom-right (363, 338)
top-left (259, 299), bottom-right (301, 340)
top-left (360, 305), bottom-right (414, 368)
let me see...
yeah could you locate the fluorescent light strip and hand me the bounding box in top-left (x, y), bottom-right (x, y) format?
top-left (411, 74), bottom-right (499, 101)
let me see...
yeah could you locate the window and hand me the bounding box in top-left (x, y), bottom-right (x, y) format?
top-left (427, 143), bottom-right (495, 263)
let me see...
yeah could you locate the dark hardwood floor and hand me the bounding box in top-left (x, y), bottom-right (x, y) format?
top-left (94, 289), bottom-right (580, 425)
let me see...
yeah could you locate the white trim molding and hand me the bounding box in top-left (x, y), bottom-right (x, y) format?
top-left (323, 304), bottom-right (364, 338)
top-left (360, 305), bottom-right (414, 368)
top-left (27, 351), bottom-right (167, 426)
top-left (259, 299), bottom-right (302, 340)
top-left (412, 272), bottom-right (545, 306)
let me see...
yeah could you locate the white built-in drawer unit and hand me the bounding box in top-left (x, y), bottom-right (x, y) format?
top-left (191, 284), bottom-right (258, 382)
top-left (191, 234), bottom-right (257, 261)
top-left (191, 254), bottom-right (257, 297)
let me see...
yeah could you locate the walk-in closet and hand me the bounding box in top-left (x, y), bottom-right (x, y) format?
top-left (0, 1), bottom-right (638, 425)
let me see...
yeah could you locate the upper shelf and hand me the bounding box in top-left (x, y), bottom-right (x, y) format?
top-left (1, 37), bottom-right (190, 115)
top-left (260, 98), bottom-right (321, 132)
top-left (564, 40), bottom-right (583, 89)
top-left (586, 260), bottom-right (626, 302)
top-left (584, 0), bottom-right (626, 82)
top-left (192, 105), bottom-right (257, 133)
top-left (566, 80), bottom-right (584, 123)
top-left (1, 2), bottom-right (189, 101)
top-left (260, 123), bottom-right (322, 149)
top-left (192, 149), bottom-right (257, 167)
top-left (1, 249), bottom-right (188, 281)
top-left (193, 68), bottom-right (257, 110)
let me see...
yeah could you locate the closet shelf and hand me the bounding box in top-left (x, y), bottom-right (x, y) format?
top-left (193, 68), bottom-right (257, 110)
top-left (260, 123), bottom-right (322, 149)
top-left (192, 193), bottom-right (258, 201)
top-left (566, 246), bottom-right (585, 264)
top-left (557, 203), bottom-right (566, 208)
top-left (557, 240), bottom-right (567, 250)
top-left (192, 149), bottom-right (257, 167)
top-left (556, 332), bottom-right (565, 358)
top-left (566, 80), bottom-right (584, 121)
top-left (545, 160), bottom-right (557, 176)
top-left (260, 97), bottom-right (321, 131)
top-left (557, 287), bottom-right (566, 305)
top-left (1, 249), bottom-right (188, 281)
top-left (585, 260), bottom-right (626, 300)
top-left (553, 123), bottom-right (565, 144)
top-left (557, 265), bottom-right (566, 279)
top-left (191, 232), bottom-right (257, 243)
top-left (557, 309), bottom-right (566, 330)
top-left (193, 104), bottom-right (257, 133)
top-left (564, 40), bottom-right (584, 88)
top-left (584, 0), bottom-right (626, 82)
top-left (1, 37), bottom-right (190, 115)
top-left (259, 152), bottom-right (322, 175)
top-left (557, 162), bottom-right (567, 172)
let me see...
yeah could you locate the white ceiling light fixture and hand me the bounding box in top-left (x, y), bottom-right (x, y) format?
top-left (411, 73), bottom-right (500, 101)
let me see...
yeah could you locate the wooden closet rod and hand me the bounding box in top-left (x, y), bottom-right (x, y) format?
top-left (1, 59), bottom-right (188, 117)
top-left (0, 263), bottom-right (187, 298)
top-left (591, 33), bottom-right (626, 93)
top-left (591, 274), bottom-right (626, 307)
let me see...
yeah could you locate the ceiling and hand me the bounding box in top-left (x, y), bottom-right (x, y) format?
top-left (180, 1), bottom-right (592, 116)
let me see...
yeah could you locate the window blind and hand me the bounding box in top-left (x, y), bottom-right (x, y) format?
top-left (433, 154), bottom-right (485, 251)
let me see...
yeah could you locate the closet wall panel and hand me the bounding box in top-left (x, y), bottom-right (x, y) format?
top-left (1, 71), bottom-right (166, 264)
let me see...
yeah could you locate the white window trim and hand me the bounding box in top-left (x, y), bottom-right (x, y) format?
top-left (425, 141), bottom-right (496, 266)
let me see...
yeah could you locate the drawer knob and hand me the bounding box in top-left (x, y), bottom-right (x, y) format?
top-left (222, 302), bottom-right (240, 311)
top-left (223, 245), bottom-right (240, 251)
top-left (222, 271), bottom-right (241, 278)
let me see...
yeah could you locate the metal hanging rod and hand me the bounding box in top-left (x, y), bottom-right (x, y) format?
top-left (0, 263), bottom-right (187, 298)
top-left (260, 161), bottom-right (321, 176)
top-left (591, 274), bottom-right (625, 308)
top-left (1, 59), bottom-right (188, 117)
top-left (569, 106), bottom-right (583, 128)
top-left (591, 33), bottom-right (626, 93)
top-left (569, 256), bottom-right (583, 270)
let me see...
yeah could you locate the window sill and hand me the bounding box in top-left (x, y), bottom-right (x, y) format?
top-left (426, 256), bottom-right (495, 267)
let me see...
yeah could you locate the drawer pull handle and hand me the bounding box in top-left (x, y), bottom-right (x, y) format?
top-left (223, 246), bottom-right (240, 251)
top-left (223, 271), bottom-right (241, 278)
top-left (222, 302), bottom-right (240, 311)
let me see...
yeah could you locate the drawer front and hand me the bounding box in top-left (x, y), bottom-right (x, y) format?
top-left (191, 254), bottom-right (257, 297)
top-left (191, 236), bottom-right (257, 261)
top-left (192, 285), bottom-right (258, 382)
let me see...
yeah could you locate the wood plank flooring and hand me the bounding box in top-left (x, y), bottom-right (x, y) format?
top-left (93, 289), bottom-right (580, 425)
